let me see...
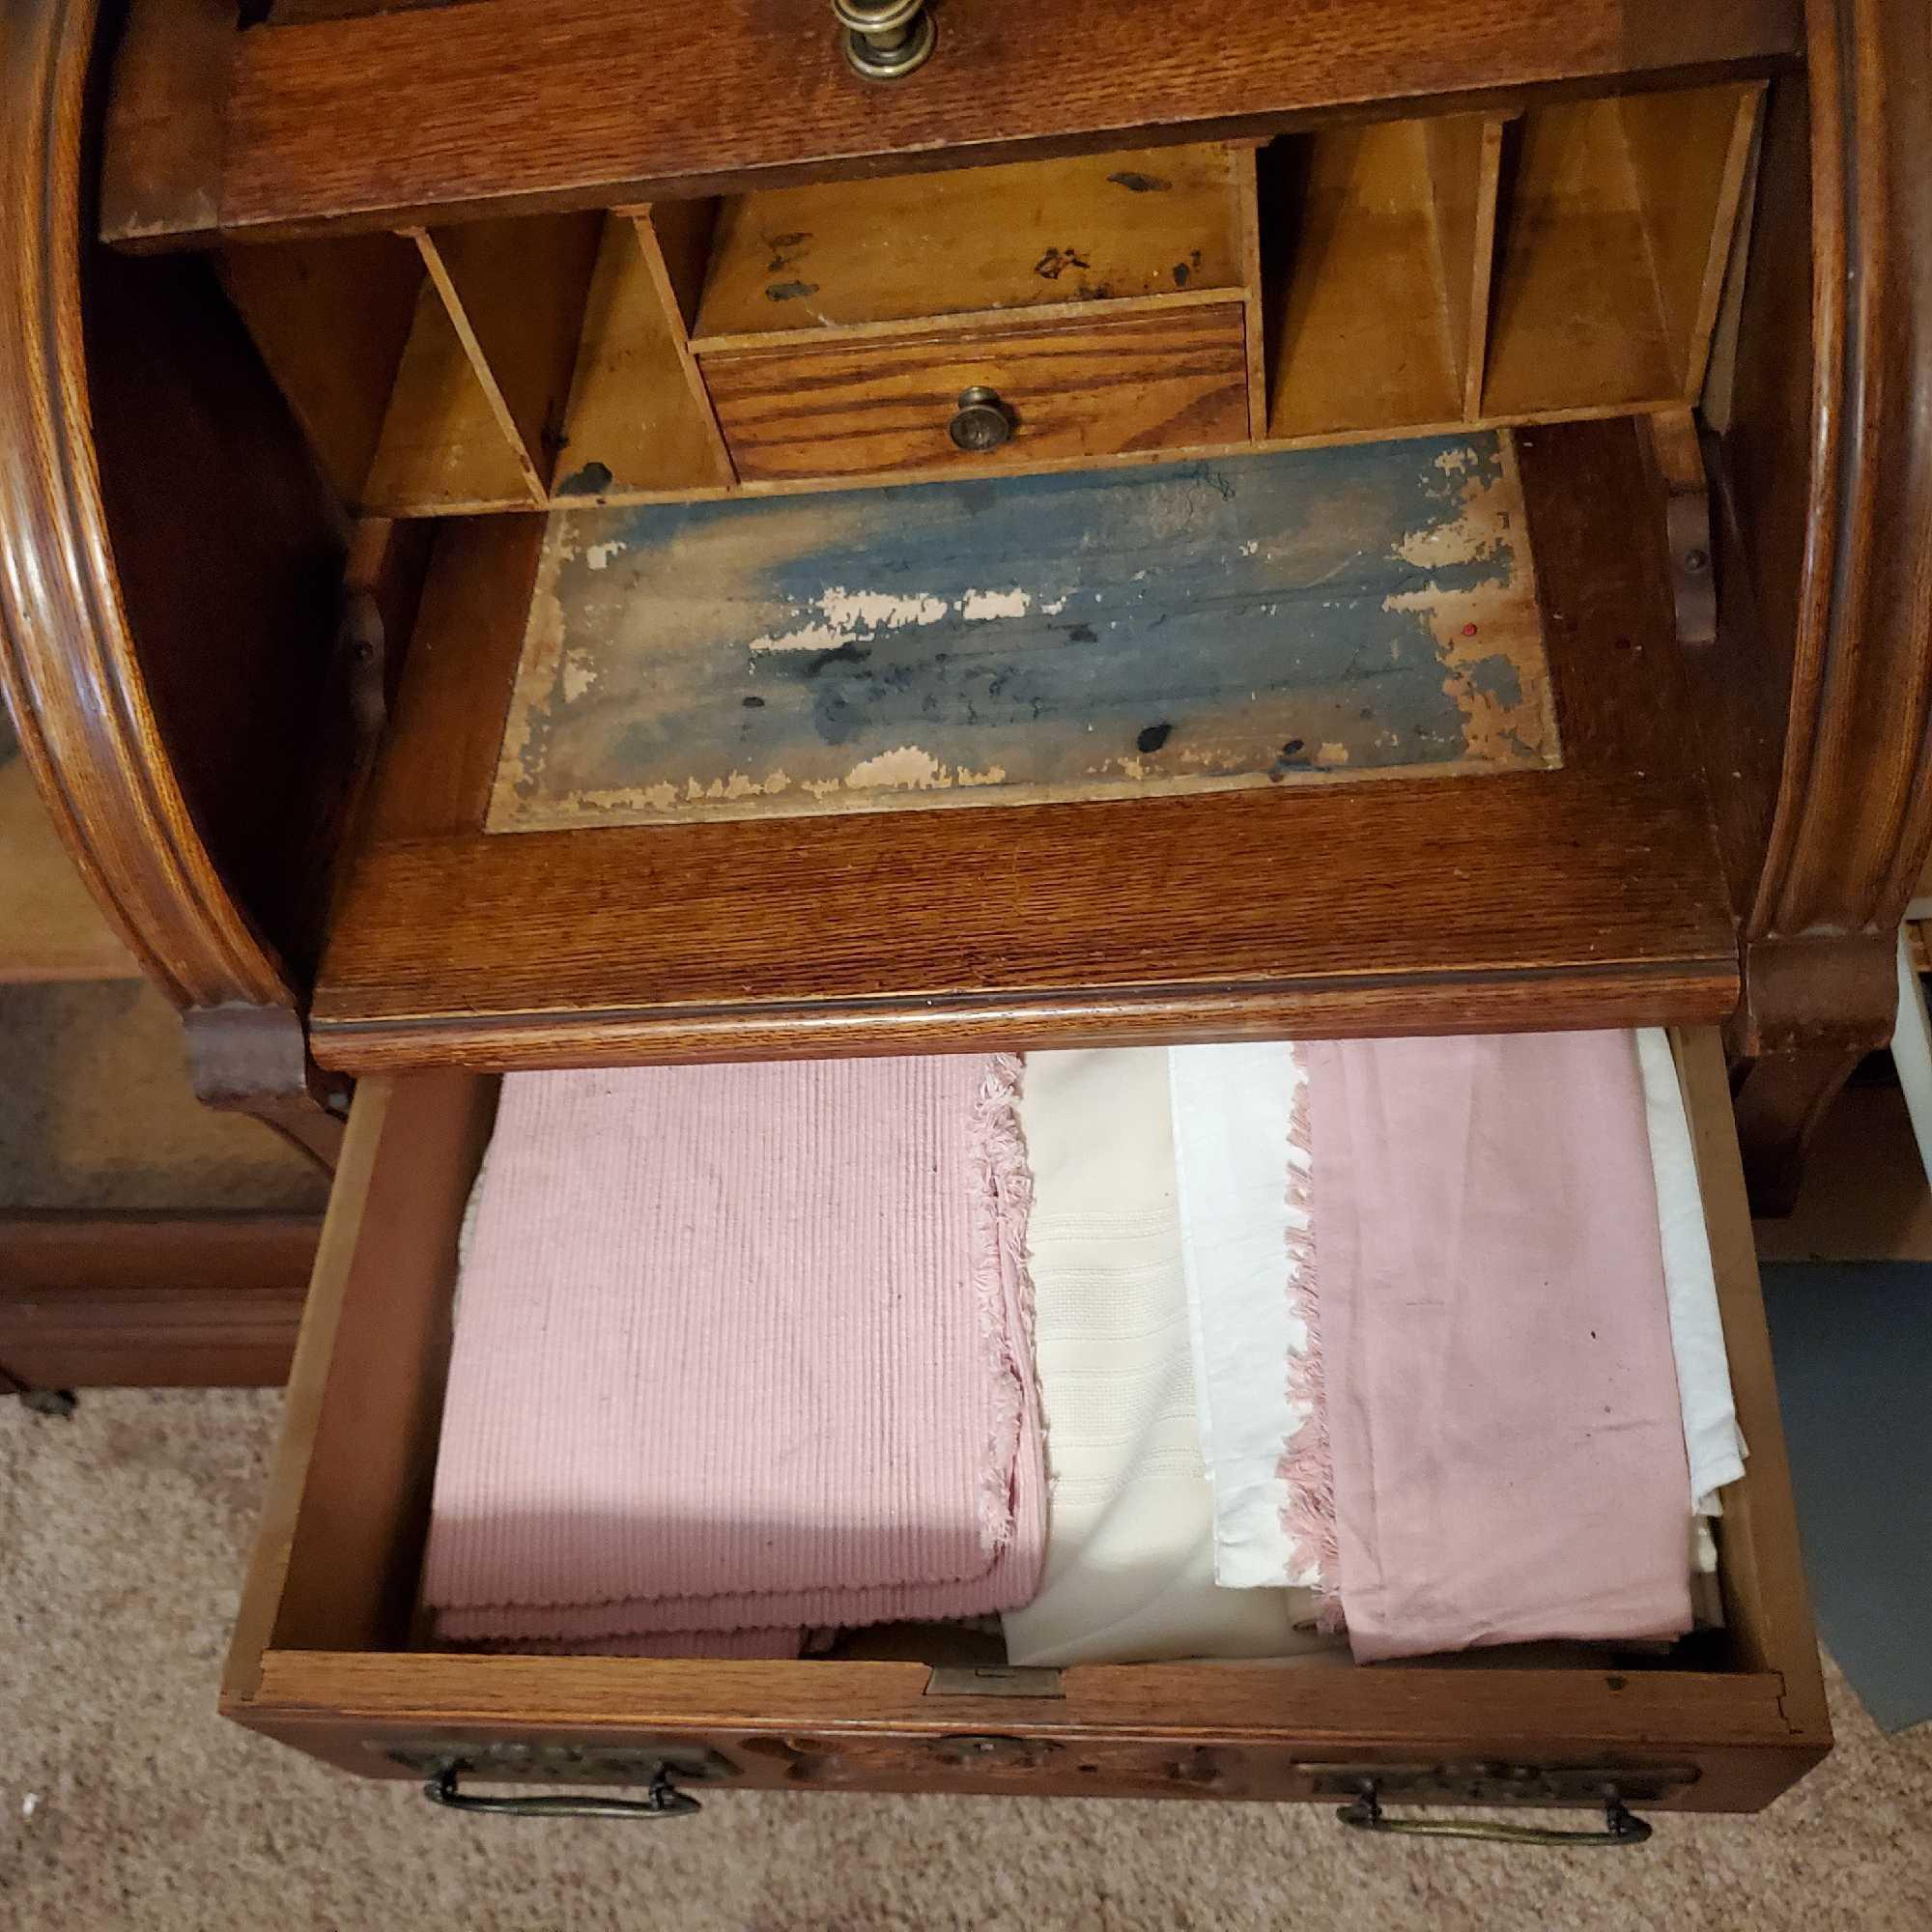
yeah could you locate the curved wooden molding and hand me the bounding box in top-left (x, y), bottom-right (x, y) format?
top-left (0, 0), bottom-right (295, 1012)
top-left (1748, 0), bottom-right (1932, 948)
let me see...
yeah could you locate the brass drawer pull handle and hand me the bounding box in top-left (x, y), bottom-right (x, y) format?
top-left (834, 0), bottom-right (935, 79)
top-left (423, 1762), bottom-right (701, 1819)
top-left (1338, 1782), bottom-right (1652, 1847)
top-left (949, 385), bottom-right (1013, 453)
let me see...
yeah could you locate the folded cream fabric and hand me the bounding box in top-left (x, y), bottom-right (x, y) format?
top-left (1002, 1048), bottom-right (1332, 1666)
top-left (424, 1055), bottom-right (1043, 1655)
top-left (1637, 1027), bottom-right (1748, 1516)
top-left (1168, 1041), bottom-right (1321, 1590)
top-left (1306, 1031), bottom-right (1695, 1662)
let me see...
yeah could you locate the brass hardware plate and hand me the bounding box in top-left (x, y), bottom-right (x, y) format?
top-left (923, 1665), bottom-right (1066, 1699)
top-left (928, 1734), bottom-right (1065, 1769)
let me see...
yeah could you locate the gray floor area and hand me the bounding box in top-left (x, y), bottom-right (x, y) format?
top-left (2, 1388), bottom-right (1929, 1932)
top-left (1763, 1262), bottom-right (1932, 1733)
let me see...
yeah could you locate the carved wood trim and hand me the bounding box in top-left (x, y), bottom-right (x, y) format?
top-left (0, 0), bottom-right (296, 1013)
top-left (0, 1211), bottom-right (318, 1389)
top-left (1748, 0), bottom-right (1932, 948)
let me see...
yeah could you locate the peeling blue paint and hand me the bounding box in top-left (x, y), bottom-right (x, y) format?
top-left (495, 434), bottom-right (1550, 827)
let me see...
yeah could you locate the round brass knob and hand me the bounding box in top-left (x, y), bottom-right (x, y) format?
top-left (834, 0), bottom-right (935, 80)
top-left (949, 386), bottom-right (1012, 453)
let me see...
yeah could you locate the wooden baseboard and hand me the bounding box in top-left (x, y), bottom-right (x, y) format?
top-left (0, 1213), bottom-right (321, 1389)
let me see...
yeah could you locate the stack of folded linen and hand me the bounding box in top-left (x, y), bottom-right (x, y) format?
top-left (421, 1028), bottom-right (1746, 1670)
top-left (1002, 1047), bottom-right (1335, 1667)
top-left (1172, 1027), bottom-right (1747, 1662)
top-left (422, 1054), bottom-right (1043, 1657)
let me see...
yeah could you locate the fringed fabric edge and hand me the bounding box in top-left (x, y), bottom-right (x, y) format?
top-left (968, 1050), bottom-right (1038, 1558)
top-left (1280, 1041), bottom-right (1344, 1630)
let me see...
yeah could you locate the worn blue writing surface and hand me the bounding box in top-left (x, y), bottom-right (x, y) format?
top-left (490, 434), bottom-right (1556, 830)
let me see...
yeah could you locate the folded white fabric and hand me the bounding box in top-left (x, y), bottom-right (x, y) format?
top-left (1167, 1041), bottom-right (1318, 1590)
top-left (1164, 1028), bottom-right (1745, 1599)
top-left (1002, 1048), bottom-right (1333, 1666)
top-left (1637, 1027), bottom-right (1749, 1517)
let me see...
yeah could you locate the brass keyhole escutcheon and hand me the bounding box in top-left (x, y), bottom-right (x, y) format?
top-left (949, 386), bottom-right (1013, 453)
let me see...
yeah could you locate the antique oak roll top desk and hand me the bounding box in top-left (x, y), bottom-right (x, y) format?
top-left (2, 0), bottom-right (1927, 1829)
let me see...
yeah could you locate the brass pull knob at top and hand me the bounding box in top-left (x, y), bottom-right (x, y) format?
top-left (949, 385), bottom-right (1012, 452)
top-left (834, 0), bottom-right (935, 79)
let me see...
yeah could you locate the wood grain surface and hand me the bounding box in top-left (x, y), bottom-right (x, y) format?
top-left (419, 211), bottom-right (604, 487)
top-left (1485, 98), bottom-right (1683, 413)
top-left (362, 276), bottom-right (537, 514)
top-left (308, 416), bottom-right (1733, 1069)
top-left (1, 0), bottom-right (331, 1009)
top-left (174, 0), bottom-right (1802, 244)
top-left (1617, 82), bottom-right (1763, 394)
top-left (215, 230), bottom-right (424, 507)
top-left (703, 306), bottom-right (1250, 484)
top-left (553, 214), bottom-right (733, 499)
top-left (1736, 0), bottom-right (1932, 950)
top-left (223, 1072), bottom-right (497, 1703)
top-left (1688, 3), bottom-right (1932, 1202)
top-left (98, 0), bottom-right (235, 249)
top-left (1263, 120), bottom-right (1467, 439)
top-left (693, 146), bottom-right (1244, 343)
top-left (1672, 1029), bottom-right (1828, 1736)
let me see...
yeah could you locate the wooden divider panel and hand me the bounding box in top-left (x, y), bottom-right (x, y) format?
top-left (553, 213), bottom-right (733, 499)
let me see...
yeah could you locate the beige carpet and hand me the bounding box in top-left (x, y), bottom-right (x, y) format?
top-left (2, 1392), bottom-right (1929, 1931)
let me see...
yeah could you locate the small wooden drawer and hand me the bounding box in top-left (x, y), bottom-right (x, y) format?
top-left (698, 305), bottom-right (1250, 486)
top-left (221, 1032), bottom-right (1829, 1824)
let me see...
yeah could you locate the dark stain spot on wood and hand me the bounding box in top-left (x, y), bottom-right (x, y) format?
top-left (556, 459), bottom-right (613, 497)
top-left (1063, 622), bottom-right (1097, 644)
top-left (805, 640), bottom-right (871, 675)
top-left (1034, 246), bottom-right (1092, 281)
top-left (1136, 722), bottom-right (1173, 754)
top-left (741, 695), bottom-right (766, 708)
top-left (766, 280), bottom-right (821, 303)
top-left (764, 230), bottom-right (810, 272)
top-left (1269, 735), bottom-right (1313, 781)
top-left (1605, 1675), bottom-right (1629, 1691)
top-left (1173, 262), bottom-right (1191, 287)
top-left (1107, 171), bottom-right (1172, 193)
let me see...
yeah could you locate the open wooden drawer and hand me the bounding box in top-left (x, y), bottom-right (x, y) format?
top-left (221, 1030), bottom-right (1829, 1825)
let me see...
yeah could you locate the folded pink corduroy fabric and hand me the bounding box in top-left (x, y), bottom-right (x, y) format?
top-left (1302, 1031), bottom-right (1694, 1662)
top-left (422, 1055), bottom-right (1042, 1657)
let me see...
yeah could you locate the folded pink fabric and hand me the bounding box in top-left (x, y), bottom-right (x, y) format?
top-left (1303, 1031), bottom-right (1693, 1662)
top-left (422, 1054), bottom-right (1042, 1656)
